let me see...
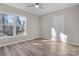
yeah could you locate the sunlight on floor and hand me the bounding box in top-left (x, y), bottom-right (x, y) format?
top-left (51, 27), bottom-right (68, 43)
top-left (51, 28), bottom-right (57, 41)
top-left (60, 32), bottom-right (68, 43)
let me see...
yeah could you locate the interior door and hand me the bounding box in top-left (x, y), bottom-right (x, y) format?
top-left (53, 15), bottom-right (64, 42)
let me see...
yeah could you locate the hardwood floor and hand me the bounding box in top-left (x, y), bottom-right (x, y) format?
top-left (0, 38), bottom-right (79, 56)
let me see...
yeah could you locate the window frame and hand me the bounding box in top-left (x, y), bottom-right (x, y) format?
top-left (0, 11), bottom-right (27, 39)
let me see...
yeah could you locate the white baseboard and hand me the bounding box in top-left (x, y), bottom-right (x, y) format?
top-left (67, 42), bottom-right (79, 46)
top-left (0, 35), bottom-right (79, 47)
top-left (40, 35), bottom-right (51, 40)
top-left (0, 35), bottom-right (40, 47)
top-left (41, 35), bottom-right (79, 46)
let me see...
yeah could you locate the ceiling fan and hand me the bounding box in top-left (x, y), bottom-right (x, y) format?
top-left (26, 3), bottom-right (44, 9)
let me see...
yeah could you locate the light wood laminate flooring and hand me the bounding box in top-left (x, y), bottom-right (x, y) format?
top-left (0, 38), bottom-right (79, 56)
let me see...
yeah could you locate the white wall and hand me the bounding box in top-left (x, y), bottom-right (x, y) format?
top-left (0, 4), bottom-right (40, 47)
top-left (0, 3), bottom-right (79, 47)
top-left (40, 5), bottom-right (79, 45)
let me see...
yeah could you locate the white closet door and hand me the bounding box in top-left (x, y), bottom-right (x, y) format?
top-left (53, 15), bottom-right (64, 42)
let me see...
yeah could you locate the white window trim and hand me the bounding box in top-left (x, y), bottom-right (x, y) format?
top-left (0, 11), bottom-right (27, 39)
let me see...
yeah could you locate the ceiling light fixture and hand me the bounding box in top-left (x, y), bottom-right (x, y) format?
top-left (35, 4), bottom-right (39, 8)
top-left (26, 3), bottom-right (44, 9)
top-left (35, 3), bottom-right (39, 8)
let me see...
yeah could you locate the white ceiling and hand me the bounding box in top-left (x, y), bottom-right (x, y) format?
top-left (4, 3), bottom-right (79, 16)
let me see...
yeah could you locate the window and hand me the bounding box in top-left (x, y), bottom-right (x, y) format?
top-left (0, 13), bottom-right (26, 37)
top-left (3, 15), bottom-right (14, 36)
top-left (16, 16), bottom-right (26, 35)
